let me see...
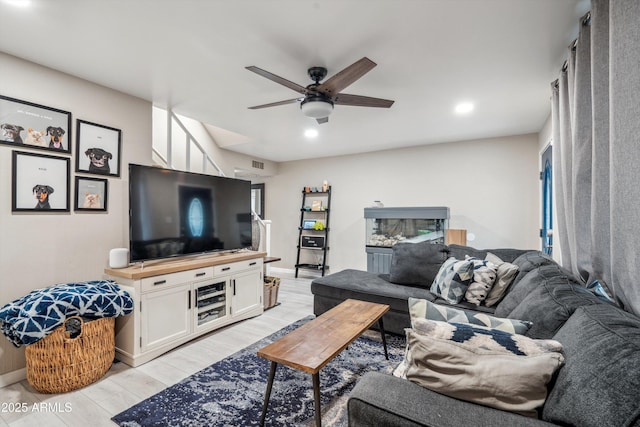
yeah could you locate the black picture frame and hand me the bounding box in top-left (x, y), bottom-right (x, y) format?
top-left (12, 150), bottom-right (70, 212)
top-left (75, 119), bottom-right (122, 177)
top-left (74, 176), bottom-right (108, 212)
top-left (0, 94), bottom-right (72, 154)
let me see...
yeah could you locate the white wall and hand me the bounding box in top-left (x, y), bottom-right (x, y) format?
top-left (0, 52), bottom-right (152, 378)
top-left (151, 107), bottom-right (278, 178)
top-left (265, 134), bottom-right (541, 274)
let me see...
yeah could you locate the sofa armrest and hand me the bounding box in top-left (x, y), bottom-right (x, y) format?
top-left (348, 372), bottom-right (556, 427)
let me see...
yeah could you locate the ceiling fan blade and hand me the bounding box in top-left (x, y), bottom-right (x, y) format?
top-left (316, 117), bottom-right (329, 124)
top-left (333, 93), bottom-right (394, 108)
top-left (248, 98), bottom-right (301, 109)
top-left (317, 57), bottom-right (377, 96)
top-left (245, 66), bottom-right (308, 95)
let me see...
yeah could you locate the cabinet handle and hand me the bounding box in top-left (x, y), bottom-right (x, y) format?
top-left (249, 262), bottom-right (257, 266)
top-left (222, 267), bottom-right (231, 271)
top-left (233, 279), bottom-right (236, 296)
top-left (153, 280), bottom-right (167, 286)
top-left (195, 272), bottom-right (206, 277)
top-left (188, 290), bottom-right (191, 309)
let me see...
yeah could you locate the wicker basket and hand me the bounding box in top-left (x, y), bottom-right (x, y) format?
top-left (25, 316), bottom-right (115, 393)
top-left (263, 276), bottom-right (281, 309)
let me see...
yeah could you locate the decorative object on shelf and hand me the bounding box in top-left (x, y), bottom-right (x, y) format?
top-left (305, 186), bottom-right (311, 193)
top-left (322, 180), bottom-right (329, 192)
top-left (75, 119), bottom-right (122, 177)
top-left (109, 248), bottom-right (129, 269)
top-left (296, 186), bottom-right (331, 277)
top-left (11, 150), bottom-right (70, 212)
top-left (0, 94), bottom-right (72, 154)
top-left (372, 200), bottom-right (384, 207)
top-left (74, 176), bottom-right (108, 212)
top-left (301, 236), bottom-right (325, 248)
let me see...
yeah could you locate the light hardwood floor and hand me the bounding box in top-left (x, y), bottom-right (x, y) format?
top-left (0, 270), bottom-right (314, 427)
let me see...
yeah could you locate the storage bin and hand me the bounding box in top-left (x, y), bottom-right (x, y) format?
top-left (25, 316), bottom-right (115, 393)
top-left (263, 276), bottom-right (281, 309)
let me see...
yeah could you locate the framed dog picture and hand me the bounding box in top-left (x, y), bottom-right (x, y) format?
top-left (75, 119), bottom-right (122, 177)
top-left (12, 150), bottom-right (70, 212)
top-left (75, 176), bottom-right (108, 212)
top-left (0, 94), bottom-right (72, 154)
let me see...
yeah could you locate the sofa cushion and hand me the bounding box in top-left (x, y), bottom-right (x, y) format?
top-left (543, 304), bottom-right (640, 427)
top-left (464, 257), bottom-right (497, 305)
top-left (447, 244), bottom-right (531, 264)
top-left (508, 281), bottom-right (603, 339)
top-left (408, 298), bottom-right (532, 334)
top-left (484, 252), bottom-right (519, 307)
top-left (388, 242), bottom-right (449, 287)
top-left (430, 257), bottom-right (474, 304)
top-left (404, 318), bottom-right (564, 418)
top-left (349, 372), bottom-right (556, 427)
top-left (311, 269), bottom-right (436, 313)
top-left (509, 251), bottom-right (557, 287)
top-left (494, 264), bottom-right (576, 318)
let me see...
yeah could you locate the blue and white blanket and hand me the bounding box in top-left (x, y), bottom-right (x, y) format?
top-left (0, 280), bottom-right (133, 347)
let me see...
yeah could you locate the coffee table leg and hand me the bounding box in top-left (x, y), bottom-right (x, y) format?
top-left (260, 361), bottom-right (278, 426)
top-left (378, 318), bottom-right (389, 360)
top-left (312, 372), bottom-right (322, 427)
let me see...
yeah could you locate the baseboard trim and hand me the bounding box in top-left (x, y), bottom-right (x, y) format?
top-left (0, 368), bottom-right (26, 388)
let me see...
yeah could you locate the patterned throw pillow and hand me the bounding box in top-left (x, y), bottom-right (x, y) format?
top-left (408, 297), bottom-right (532, 335)
top-left (484, 252), bottom-right (520, 307)
top-left (430, 257), bottom-right (474, 304)
top-left (403, 318), bottom-right (564, 417)
top-left (464, 256), bottom-right (497, 305)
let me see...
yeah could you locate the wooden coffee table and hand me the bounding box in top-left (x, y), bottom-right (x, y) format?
top-left (257, 299), bottom-right (390, 426)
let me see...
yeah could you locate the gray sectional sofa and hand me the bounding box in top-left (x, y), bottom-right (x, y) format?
top-left (310, 242), bottom-right (640, 427)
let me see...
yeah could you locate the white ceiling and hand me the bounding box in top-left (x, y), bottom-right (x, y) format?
top-left (0, 0), bottom-right (589, 162)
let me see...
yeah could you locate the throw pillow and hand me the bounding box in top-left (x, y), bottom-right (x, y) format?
top-left (463, 256), bottom-right (497, 305)
top-left (429, 257), bottom-right (474, 304)
top-left (484, 252), bottom-right (519, 307)
top-left (388, 242), bottom-right (449, 287)
top-left (405, 318), bottom-right (564, 417)
top-left (408, 297), bottom-right (532, 335)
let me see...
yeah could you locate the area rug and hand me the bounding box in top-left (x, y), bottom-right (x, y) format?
top-left (112, 316), bottom-right (405, 426)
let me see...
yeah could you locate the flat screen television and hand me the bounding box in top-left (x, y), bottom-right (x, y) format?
top-left (129, 164), bottom-right (253, 262)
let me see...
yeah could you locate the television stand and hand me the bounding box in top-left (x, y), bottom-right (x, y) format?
top-left (105, 251), bottom-right (267, 367)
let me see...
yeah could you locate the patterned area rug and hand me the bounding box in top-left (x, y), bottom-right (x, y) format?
top-left (112, 316), bottom-right (405, 426)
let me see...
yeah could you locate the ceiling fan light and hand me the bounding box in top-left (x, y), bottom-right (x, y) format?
top-left (300, 98), bottom-right (334, 119)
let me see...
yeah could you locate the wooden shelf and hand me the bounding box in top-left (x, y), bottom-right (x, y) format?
top-left (105, 251), bottom-right (267, 280)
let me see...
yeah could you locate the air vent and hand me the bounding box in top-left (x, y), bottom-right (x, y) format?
top-left (252, 160), bottom-right (264, 170)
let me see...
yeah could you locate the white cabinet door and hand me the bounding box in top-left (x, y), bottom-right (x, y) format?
top-left (140, 284), bottom-right (191, 352)
top-left (231, 269), bottom-right (262, 318)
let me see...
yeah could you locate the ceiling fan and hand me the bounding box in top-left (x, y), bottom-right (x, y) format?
top-left (246, 57), bottom-right (394, 124)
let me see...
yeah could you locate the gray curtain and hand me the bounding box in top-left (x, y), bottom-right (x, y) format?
top-left (552, 0), bottom-right (640, 315)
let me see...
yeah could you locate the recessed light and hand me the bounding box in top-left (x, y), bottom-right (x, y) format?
top-left (455, 102), bottom-right (474, 114)
top-left (304, 129), bottom-right (318, 138)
